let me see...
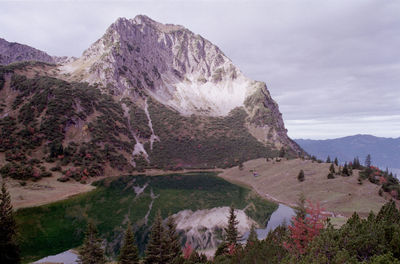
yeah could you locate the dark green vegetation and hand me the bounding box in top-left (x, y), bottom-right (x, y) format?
top-left (0, 63), bottom-right (136, 181)
top-left (144, 211), bottom-right (181, 264)
top-left (78, 222), bottom-right (106, 264)
top-left (297, 169), bottom-right (305, 182)
top-left (148, 98), bottom-right (279, 169)
top-left (212, 201), bottom-right (400, 264)
top-left (0, 183), bottom-right (20, 264)
top-left (15, 172), bottom-right (277, 263)
top-left (0, 63), bottom-right (287, 181)
top-left (358, 165), bottom-right (400, 199)
top-left (119, 222), bottom-right (139, 264)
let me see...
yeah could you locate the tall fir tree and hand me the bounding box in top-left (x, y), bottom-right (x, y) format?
top-left (247, 224), bottom-right (258, 245)
top-left (0, 182), bottom-right (20, 264)
top-left (119, 222), bottom-right (139, 264)
top-left (78, 222), bottom-right (106, 264)
top-left (342, 163), bottom-right (349, 176)
top-left (164, 215), bottom-right (181, 262)
top-left (297, 170), bottom-right (305, 182)
top-left (326, 156), bottom-right (331, 163)
top-left (353, 157), bottom-right (360, 169)
top-left (365, 154), bottom-right (372, 168)
top-left (225, 206), bottom-right (239, 246)
top-left (334, 157), bottom-right (339, 166)
top-left (145, 210), bottom-right (165, 264)
top-left (329, 163), bottom-right (335, 174)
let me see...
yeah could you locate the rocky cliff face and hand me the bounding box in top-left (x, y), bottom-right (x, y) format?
top-left (0, 16), bottom-right (303, 180)
top-left (0, 38), bottom-right (55, 65)
top-left (60, 15), bottom-right (301, 153)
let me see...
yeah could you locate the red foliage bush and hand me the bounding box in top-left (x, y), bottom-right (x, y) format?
top-left (284, 201), bottom-right (327, 255)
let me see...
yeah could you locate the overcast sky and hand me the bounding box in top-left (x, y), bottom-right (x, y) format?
top-left (1, 0), bottom-right (399, 139)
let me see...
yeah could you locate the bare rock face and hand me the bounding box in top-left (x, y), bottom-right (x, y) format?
top-left (0, 38), bottom-right (55, 65)
top-left (60, 15), bottom-right (301, 152)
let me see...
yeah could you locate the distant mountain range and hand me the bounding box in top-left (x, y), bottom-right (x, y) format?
top-left (295, 135), bottom-right (400, 174)
top-left (0, 38), bottom-right (74, 65)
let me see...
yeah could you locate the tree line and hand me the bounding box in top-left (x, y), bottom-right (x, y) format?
top-left (2, 179), bottom-right (400, 263)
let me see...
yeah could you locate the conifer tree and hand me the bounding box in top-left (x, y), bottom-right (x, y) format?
top-left (0, 182), bottom-right (20, 264)
top-left (342, 163), bottom-right (349, 176)
top-left (164, 215), bottom-right (181, 262)
top-left (145, 210), bottom-right (165, 264)
top-left (297, 170), bottom-right (305, 182)
top-left (225, 206), bottom-right (239, 246)
top-left (326, 156), bottom-right (331, 163)
top-left (353, 157), bottom-right (360, 169)
top-left (329, 163), bottom-right (335, 174)
top-left (78, 222), bottom-right (106, 264)
top-left (365, 154), bottom-right (372, 168)
top-left (334, 157), bottom-right (339, 166)
top-left (247, 224), bottom-right (258, 245)
top-left (119, 222), bottom-right (139, 264)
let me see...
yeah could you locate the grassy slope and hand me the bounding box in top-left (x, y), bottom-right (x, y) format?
top-left (15, 172), bottom-right (277, 263)
top-left (220, 158), bottom-right (388, 218)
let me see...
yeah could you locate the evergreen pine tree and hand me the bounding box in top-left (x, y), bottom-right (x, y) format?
top-left (342, 163), bottom-right (349, 176)
top-left (353, 157), bottom-right (360, 169)
top-left (78, 222), bottom-right (106, 264)
top-left (326, 156), bottom-right (331, 163)
top-left (365, 154), bottom-right (372, 168)
top-left (297, 170), bottom-right (305, 182)
top-left (327, 172), bottom-right (335, 179)
top-left (145, 210), bottom-right (165, 264)
top-left (164, 215), bottom-right (181, 262)
top-left (247, 224), bottom-right (258, 245)
top-left (334, 157), bottom-right (339, 166)
top-left (329, 163), bottom-right (335, 174)
top-left (225, 206), bottom-right (239, 246)
top-left (0, 182), bottom-right (20, 264)
top-left (119, 222), bottom-right (139, 264)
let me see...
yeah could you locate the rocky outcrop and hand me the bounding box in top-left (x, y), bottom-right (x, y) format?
top-left (59, 15), bottom-right (300, 153)
top-left (0, 38), bottom-right (55, 65)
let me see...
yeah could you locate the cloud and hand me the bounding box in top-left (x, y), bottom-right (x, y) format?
top-left (0, 0), bottom-right (399, 139)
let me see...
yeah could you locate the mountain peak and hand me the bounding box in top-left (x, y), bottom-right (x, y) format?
top-left (130, 15), bottom-right (185, 33)
top-left (58, 15), bottom-right (301, 152)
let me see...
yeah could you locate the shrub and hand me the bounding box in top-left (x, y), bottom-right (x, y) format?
top-left (298, 170), bottom-right (305, 182)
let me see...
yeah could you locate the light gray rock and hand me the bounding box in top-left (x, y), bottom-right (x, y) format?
top-left (59, 15), bottom-right (302, 152)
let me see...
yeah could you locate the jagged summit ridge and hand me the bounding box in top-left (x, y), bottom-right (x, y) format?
top-left (60, 15), bottom-right (257, 116)
top-left (58, 15), bottom-right (301, 152)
